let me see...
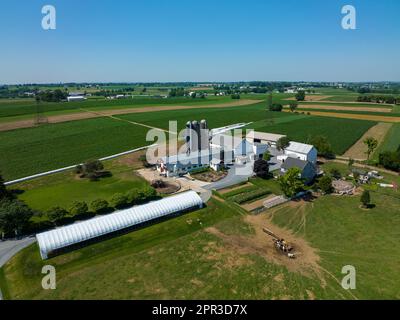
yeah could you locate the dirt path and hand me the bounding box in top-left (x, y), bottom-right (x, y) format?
top-left (241, 194), bottom-right (276, 211)
top-left (285, 110), bottom-right (400, 123)
top-left (205, 206), bottom-right (322, 278)
top-left (298, 100), bottom-right (393, 106)
top-left (0, 99), bottom-right (262, 132)
top-left (321, 158), bottom-right (400, 176)
top-left (294, 104), bottom-right (392, 113)
top-left (343, 123), bottom-right (393, 160)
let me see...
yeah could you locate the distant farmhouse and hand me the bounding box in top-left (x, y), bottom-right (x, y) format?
top-left (67, 92), bottom-right (86, 102)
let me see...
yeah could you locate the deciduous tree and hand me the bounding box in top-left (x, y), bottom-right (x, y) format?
top-left (278, 168), bottom-right (305, 198)
top-left (364, 137), bottom-right (378, 160)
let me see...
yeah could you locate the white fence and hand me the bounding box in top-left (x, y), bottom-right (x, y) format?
top-left (5, 144), bottom-right (157, 186)
top-left (263, 195), bottom-right (289, 209)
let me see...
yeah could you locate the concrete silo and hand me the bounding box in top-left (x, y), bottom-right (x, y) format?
top-left (200, 119), bottom-right (209, 151)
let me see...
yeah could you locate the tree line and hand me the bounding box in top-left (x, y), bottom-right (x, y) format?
top-left (357, 95), bottom-right (399, 104)
top-left (0, 161), bottom-right (159, 239)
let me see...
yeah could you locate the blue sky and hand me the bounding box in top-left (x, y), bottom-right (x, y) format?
top-left (0, 0), bottom-right (399, 83)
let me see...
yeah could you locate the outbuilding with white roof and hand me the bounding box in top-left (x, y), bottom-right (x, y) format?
top-left (36, 191), bottom-right (203, 259)
top-left (284, 142), bottom-right (318, 164)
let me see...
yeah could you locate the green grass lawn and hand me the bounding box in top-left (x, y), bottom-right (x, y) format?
top-left (0, 196), bottom-right (344, 300)
top-left (13, 161), bottom-right (149, 212)
top-left (271, 192), bottom-right (400, 299)
top-left (0, 198), bottom-right (247, 299)
top-left (2, 172), bottom-right (399, 299)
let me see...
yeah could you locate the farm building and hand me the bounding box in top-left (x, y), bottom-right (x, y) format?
top-left (280, 142), bottom-right (318, 164)
top-left (280, 157), bottom-right (317, 183)
top-left (67, 95), bottom-right (86, 102)
top-left (36, 191), bottom-right (203, 259)
top-left (246, 131), bottom-right (286, 147)
top-left (156, 151), bottom-right (222, 177)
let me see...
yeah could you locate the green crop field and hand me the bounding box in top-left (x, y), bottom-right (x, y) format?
top-left (2, 165), bottom-right (399, 299)
top-left (118, 102), bottom-right (293, 130)
top-left (0, 96), bottom-right (233, 120)
top-left (0, 117), bottom-right (150, 181)
top-left (0, 101), bottom-right (377, 180)
top-left (248, 116), bottom-right (376, 155)
top-left (374, 123), bottom-right (400, 159)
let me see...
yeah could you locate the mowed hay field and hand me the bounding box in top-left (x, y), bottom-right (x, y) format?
top-left (343, 123), bottom-right (393, 160)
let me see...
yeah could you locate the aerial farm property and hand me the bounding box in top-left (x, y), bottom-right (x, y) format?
top-left (0, 83), bottom-right (399, 301)
top-left (0, 0), bottom-right (400, 302)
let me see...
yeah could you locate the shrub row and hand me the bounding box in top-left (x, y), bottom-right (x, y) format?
top-left (190, 167), bottom-right (210, 175)
top-left (230, 189), bottom-right (271, 204)
top-left (44, 186), bottom-right (158, 225)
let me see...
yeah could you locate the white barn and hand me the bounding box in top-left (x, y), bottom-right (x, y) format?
top-left (284, 142), bottom-right (318, 164)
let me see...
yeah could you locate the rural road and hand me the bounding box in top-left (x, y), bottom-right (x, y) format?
top-left (0, 237), bottom-right (36, 268)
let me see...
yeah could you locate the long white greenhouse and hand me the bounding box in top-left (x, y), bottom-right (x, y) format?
top-left (36, 191), bottom-right (203, 259)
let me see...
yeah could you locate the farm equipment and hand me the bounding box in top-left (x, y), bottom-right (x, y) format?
top-left (262, 228), bottom-right (295, 259)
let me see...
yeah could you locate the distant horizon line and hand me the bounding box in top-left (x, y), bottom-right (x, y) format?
top-left (1, 80), bottom-right (400, 86)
